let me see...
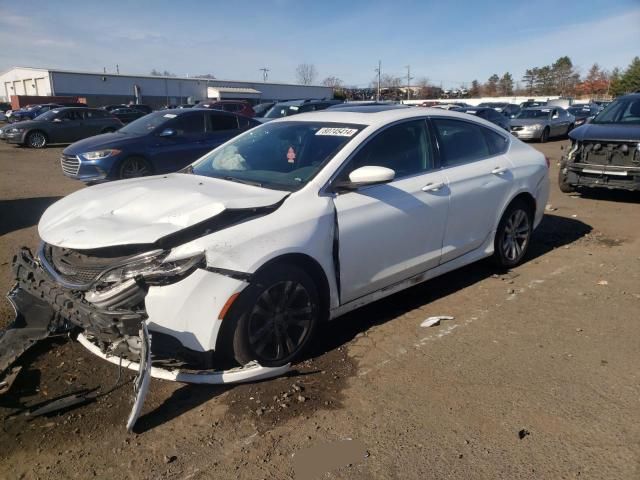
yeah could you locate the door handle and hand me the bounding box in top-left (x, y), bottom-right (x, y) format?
top-left (491, 166), bottom-right (507, 175)
top-left (421, 182), bottom-right (445, 192)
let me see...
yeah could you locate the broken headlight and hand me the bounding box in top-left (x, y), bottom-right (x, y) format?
top-left (566, 141), bottom-right (579, 161)
top-left (101, 252), bottom-right (205, 284)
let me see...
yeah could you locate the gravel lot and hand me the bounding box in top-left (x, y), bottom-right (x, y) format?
top-left (0, 137), bottom-right (638, 480)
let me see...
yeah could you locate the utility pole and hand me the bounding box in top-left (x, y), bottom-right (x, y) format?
top-left (405, 65), bottom-right (413, 100)
top-left (116, 64), bottom-right (120, 75)
top-left (259, 67), bottom-right (270, 82)
top-left (375, 60), bottom-right (381, 101)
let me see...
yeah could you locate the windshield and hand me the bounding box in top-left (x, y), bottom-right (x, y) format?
top-left (516, 109), bottom-right (550, 119)
top-left (191, 121), bottom-right (365, 191)
top-left (119, 111), bottom-right (174, 134)
top-left (591, 97), bottom-right (640, 125)
top-left (34, 110), bottom-right (60, 121)
top-left (264, 104), bottom-right (302, 119)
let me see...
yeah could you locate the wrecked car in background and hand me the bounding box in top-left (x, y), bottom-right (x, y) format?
top-left (559, 93), bottom-right (640, 193)
top-left (1, 107), bottom-right (550, 428)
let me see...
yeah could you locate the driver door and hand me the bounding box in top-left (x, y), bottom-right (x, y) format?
top-left (332, 119), bottom-right (449, 303)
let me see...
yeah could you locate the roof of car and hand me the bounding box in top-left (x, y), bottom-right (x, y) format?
top-left (267, 106), bottom-right (506, 129)
top-left (324, 105), bottom-right (409, 113)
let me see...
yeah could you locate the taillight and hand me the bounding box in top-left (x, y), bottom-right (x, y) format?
top-left (544, 156), bottom-right (550, 168)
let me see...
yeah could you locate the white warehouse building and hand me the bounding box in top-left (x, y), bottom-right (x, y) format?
top-left (0, 66), bottom-right (334, 107)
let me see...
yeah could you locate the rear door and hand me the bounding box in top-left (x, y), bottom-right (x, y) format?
top-left (431, 117), bottom-right (515, 263)
top-left (149, 111), bottom-right (207, 172)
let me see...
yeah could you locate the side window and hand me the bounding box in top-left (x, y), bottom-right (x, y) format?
top-left (170, 113), bottom-right (205, 135)
top-left (222, 103), bottom-right (236, 112)
top-left (209, 113), bottom-right (238, 131)
top-left (237, 116), bottom-right (254, 129)
top-left (433, 118), bottom-right (490, 166)
top-left (62, 110), bottom-right (81, 121)
top-left (345, 120), bottom-right (432, 178)
top-left (483, 128), bottom-right (509, 155)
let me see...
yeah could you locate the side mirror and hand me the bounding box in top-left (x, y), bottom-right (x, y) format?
top-left (159, 128), bottom-right (177, 137)
top-left (335, 166), bottom-right (395, 191)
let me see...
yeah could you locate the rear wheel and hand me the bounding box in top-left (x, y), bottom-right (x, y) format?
top-left (26, 131), bottom-right (47, 148)
top-left (493, 199), bottom-right (533, 268)
top-left (229, 264), bottom-right (320, 367)
top-left (539, 127), bottom-right (550, 143)
top-left (118, 156), bottom-right (151, 179)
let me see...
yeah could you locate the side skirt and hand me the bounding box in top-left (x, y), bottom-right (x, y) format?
top-left (329, 237), bottom-right (494, 320)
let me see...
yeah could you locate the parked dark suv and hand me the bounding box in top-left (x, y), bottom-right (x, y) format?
top-left (61, 109), bottom-right (259, 182)
top-left (559, 93), bottom-right (640, 192)
top-left (3, 107), bottom-right (122, 148)
top-left (452, 106), bottom-right (511, 131)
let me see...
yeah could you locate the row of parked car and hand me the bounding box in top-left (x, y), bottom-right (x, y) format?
top-left (0, 94), bottom-right (628, 188)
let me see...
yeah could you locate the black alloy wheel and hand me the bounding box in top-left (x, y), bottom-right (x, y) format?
top-left (119, 157), bottom-right (151, 179)
top-left (230, 265), bottom-right (319, 367)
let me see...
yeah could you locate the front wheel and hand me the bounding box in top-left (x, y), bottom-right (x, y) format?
top-left (26, 131), bottom-right (47, 148)
top-left (118, 156), bottom-right (152, 179)
top-left (539, 127), bottom-right (549, 143)
top-left (493, 200), bottom-right (533, 268)
top-left (229, 264), bottom-right (320, 367)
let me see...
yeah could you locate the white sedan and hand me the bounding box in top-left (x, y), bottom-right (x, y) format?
top-left (6, 106), bottom-right (549, 385)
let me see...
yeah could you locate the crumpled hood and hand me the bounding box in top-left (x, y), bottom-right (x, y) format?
top-left (39, 173), bottom-right (289, 249)
top-left (569, 123), bottom-right (640, 143)
top-left (510, 118), bottom-right (549, 127)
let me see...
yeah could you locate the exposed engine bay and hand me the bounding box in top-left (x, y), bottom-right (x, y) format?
top-left (562, 140), bottom-right (640, 191)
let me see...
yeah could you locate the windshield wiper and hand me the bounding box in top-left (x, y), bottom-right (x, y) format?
top-left (222, 176), bottom-right (263, 187)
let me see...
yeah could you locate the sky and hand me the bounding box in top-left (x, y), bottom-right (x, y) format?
top-left (1, 0), bottom-right (639, 88)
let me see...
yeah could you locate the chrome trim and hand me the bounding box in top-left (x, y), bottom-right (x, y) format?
top-left (60, 153), bottom-right (81, 176)
top-left (37, 243), bottom-right (165, 290)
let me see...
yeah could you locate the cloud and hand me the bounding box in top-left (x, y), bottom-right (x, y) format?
top-left (0, 13), bottom-right (31, 28)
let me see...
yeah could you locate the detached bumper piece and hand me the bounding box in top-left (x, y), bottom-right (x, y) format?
top-left (1, 254), bottom-right (73, 394)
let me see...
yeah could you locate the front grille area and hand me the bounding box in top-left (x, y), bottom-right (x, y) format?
top-left (579, 142), bottom-right (640, 167)
top-left (60, 154), bottom-right (80, 176)
top-left (40, 244), bottom-right (119, 289)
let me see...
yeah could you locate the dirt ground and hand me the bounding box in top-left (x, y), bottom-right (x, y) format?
top-left (0, 136), bottom-right (638, 480)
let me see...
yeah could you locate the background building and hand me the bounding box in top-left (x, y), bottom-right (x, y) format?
top-left (0, 66), bottom-right (333, 107)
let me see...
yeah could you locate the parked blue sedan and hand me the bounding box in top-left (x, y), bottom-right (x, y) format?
top-left (61, 109), bottom-right (259, 183)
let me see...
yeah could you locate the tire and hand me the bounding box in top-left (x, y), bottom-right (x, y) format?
top-left (229, 264), bottom-right (320, 367)
top-left (558, 161), bottom-right (575, 193)
top-left (118, 156), bottom-right (152, 179)
top-left (25, 130), bottom-right (47, 148)
top-left (493, 199), bottom-right (533, 268)
top-left (539, 127), bottom-right (549, 143)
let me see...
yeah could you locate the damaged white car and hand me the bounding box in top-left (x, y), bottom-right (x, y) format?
top-left (1, 107), bottom-right (549, 423)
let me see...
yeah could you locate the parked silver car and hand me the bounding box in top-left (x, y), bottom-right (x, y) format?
top-left (510, 106), bottom-right (575, 142)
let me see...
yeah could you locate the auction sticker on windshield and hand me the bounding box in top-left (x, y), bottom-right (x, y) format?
top-left (315, 127), bottom-right (358, 137)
